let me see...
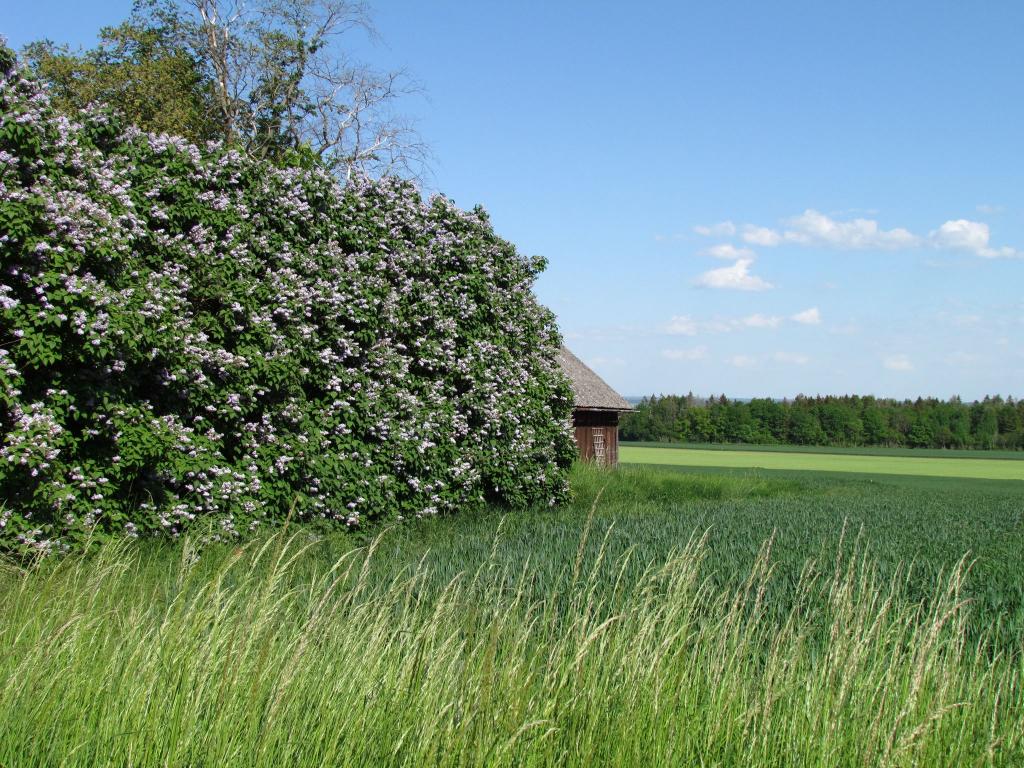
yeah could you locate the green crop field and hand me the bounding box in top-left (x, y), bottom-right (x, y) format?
top-left (2, 464), bottom-right (1022, 766)
top-left (621, 443), bottom-right (1024, 481)
top-left (624, 440), bottom-right (1024, 461)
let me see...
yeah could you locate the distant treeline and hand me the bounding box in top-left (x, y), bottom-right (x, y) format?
top-left (620, 394), bottom-right (1024, 450)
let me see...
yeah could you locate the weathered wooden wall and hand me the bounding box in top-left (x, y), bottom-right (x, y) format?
top-left (572, 409), bottom-right (620, 466)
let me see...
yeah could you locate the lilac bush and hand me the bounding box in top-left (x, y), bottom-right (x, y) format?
top-left (0, 44), bottom-right (575, 554)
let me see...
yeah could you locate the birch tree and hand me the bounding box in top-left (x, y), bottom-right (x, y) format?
top-left (167, 0), bottom-right (427, 178)
top-left (27, 0), bottom-right (427, 179)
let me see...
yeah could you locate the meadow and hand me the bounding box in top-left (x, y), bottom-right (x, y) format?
top-left (623, 440), bottom-right (1024, 461)
top-left (621, 443), bottom-right (1024, 481)
top-left (1, 463), bottom-right (1022, 766)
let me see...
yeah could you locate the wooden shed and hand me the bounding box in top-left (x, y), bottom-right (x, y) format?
top-left (557, 347), bottom-right (633, 466)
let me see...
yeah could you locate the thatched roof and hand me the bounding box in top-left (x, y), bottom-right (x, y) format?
top-left (557, 346), bottom-right (632, 412)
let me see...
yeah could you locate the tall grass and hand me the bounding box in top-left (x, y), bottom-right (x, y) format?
top-left (1, 508), bottom-right (1021, 766)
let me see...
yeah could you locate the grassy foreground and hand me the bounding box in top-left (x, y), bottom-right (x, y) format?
top-left (1, 466), bottom-right (1022, 766)
top-left (621, 444), bottom-right (1024, 481)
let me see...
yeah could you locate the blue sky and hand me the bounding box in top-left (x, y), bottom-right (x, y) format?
top-left (6, 0), bottom-right (1024, 399)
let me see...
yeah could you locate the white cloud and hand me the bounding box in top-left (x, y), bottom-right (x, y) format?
top-left (930, 219), bottom-right (989, 252)
top-left (662, 346), bottom-right (708, 361)
top-left (976, 244), bottom-right (1018, 261)
top-left (729, 355), bottom-right (758, 368)
top-left (883, 354), bottom-right (913, 372)
top-left (930, 219), bottom-right (1020, 258)
top-left (742, 225), bottom-right (783, 247)
top-left (780, 210), bottom-right (918, 249)
top-left (694, 259), bottom-right (772, 291)
top-left (704, 243), bottom-right (756, 260)
top-left (773, 351), bottom-right (809, 365)
top-left (791, 307), bottom-right (821, 325)
top-left (665, 315), bottom-right (698, 335)
top-left (976, 203), bottom-right (1004, 215)
top-left (662, 312), bottom-right (785, 335)
top-left (693, 221), bottom-right (736, 237)
top-left (740, 313), bottom-right (781, 328)
top-left (708, 209), bottom-right (1023, 259)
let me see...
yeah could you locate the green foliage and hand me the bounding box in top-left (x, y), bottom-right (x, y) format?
top-left (21, 21), bottom-right (218, 143)
top-left (622, 392), bottom-right (1024, 450)
top-left (0, 46), bottom-right (575, 554)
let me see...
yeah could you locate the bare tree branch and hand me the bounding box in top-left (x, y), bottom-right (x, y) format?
top-left (136, 0), bottom-right (427, 178)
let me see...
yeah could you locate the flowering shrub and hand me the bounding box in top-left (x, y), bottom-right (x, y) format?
top-left (0, 44), bottom-right (576, 554)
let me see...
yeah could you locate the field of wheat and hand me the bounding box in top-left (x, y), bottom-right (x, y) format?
top-left (1, 465), bottom-right (1021, 766)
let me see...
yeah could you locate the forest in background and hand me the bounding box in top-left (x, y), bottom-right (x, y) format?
top-left (620, 393), bottom-right (1024, 450)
